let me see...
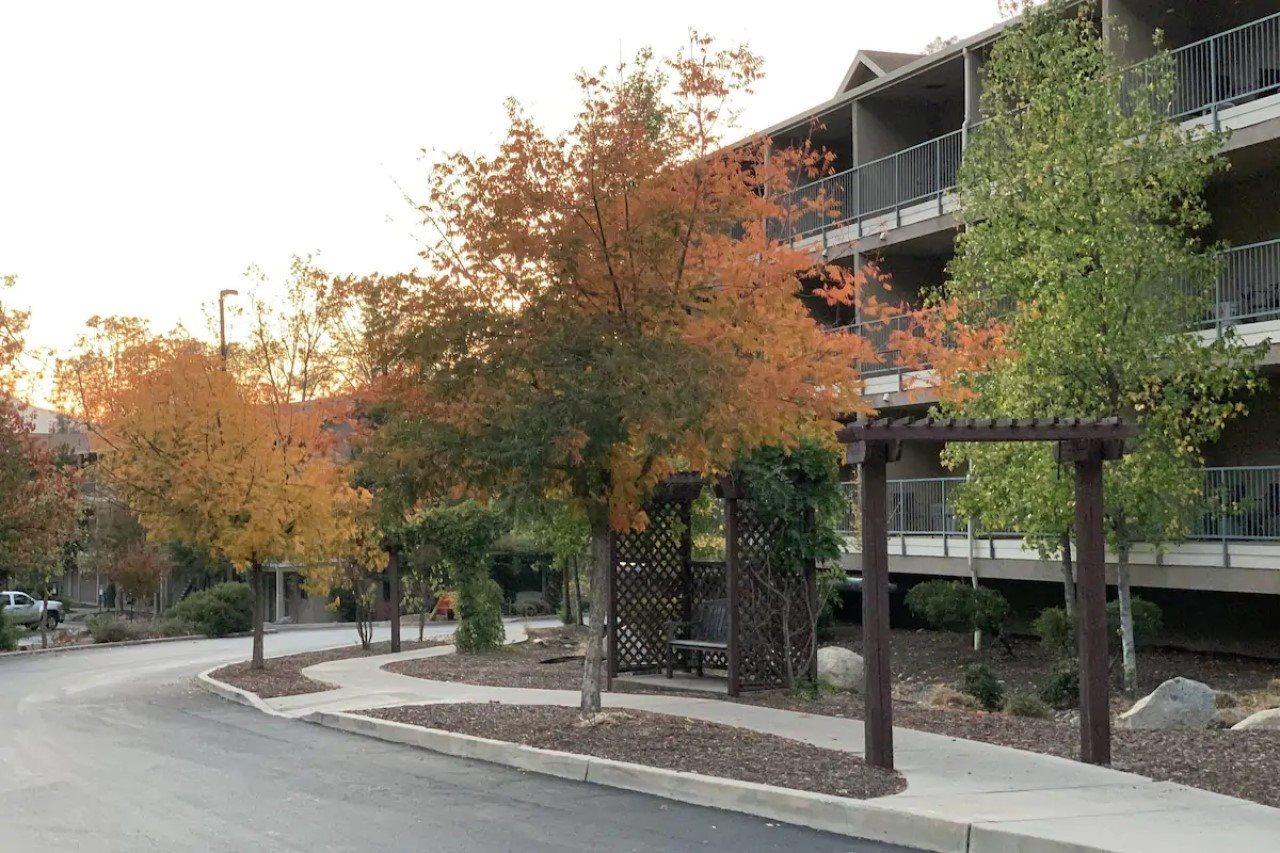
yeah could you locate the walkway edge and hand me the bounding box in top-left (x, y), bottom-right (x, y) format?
top-left (197, 667), bottom-right (284, 716)
top-left (303, 708), bottom-right (970, 853)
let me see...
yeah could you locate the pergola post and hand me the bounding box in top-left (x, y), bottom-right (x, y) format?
top-left (1061, 438), bottom-right (1118, 765)
top-left (851, 439), bottom-right (898, 771)
top-left (723, 479), bottom-right (742, 698)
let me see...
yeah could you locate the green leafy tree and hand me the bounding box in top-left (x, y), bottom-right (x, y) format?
top-left (406, 502), bottom-right (506, 652)
top-left (941, 1), bottom-right (1264, 693)
top-left (512, 500), bottom-right (590, 626)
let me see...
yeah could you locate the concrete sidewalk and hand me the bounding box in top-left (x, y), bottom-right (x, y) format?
top-left (250, 634), bottom-right (1280, 852)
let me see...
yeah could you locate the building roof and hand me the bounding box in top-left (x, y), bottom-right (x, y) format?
top-left (835, 50), bottom-right (925, 95)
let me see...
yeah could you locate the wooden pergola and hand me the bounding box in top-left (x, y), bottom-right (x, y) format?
top-left (837, 416), bottom-right (1139, 770)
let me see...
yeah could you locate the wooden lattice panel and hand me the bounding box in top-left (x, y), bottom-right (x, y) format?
top-left (732, 499), bottom-right (816, 691)
top-left (612, 499), bottom-right (687, 672)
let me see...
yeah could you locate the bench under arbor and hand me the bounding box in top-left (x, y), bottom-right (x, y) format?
top-left (606, 474), bottom-right (818, 697)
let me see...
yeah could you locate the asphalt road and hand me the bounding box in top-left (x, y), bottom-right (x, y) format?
top-left (1, 623), bottom-right (912, 852)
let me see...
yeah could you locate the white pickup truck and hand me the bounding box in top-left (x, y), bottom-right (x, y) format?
top-left (1, 591), bottom-right (63, 628)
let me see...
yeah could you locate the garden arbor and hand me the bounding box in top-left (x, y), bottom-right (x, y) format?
top-left (606, 473), bottom-right (819, 697)
top-left (840, 417), bottom-right (1138, 770)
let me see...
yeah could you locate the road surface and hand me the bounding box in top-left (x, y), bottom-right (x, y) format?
top-left (1, 623), bottom-right (910, 852)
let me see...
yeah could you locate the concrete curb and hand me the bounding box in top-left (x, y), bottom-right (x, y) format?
top-left (2, 632), bottom-right (223, 658)
top-left (196, 667), bottom-right (284, 716)
top-left (304, 709), bottom-right (970, 852)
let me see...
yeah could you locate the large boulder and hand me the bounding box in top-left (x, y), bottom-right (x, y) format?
top-left (817, 646), bottom-right (864, 691)
top-left (1232, 708), bottom-right (1280, 731)
top-left (1117, 677), bottom-right (1219, 730)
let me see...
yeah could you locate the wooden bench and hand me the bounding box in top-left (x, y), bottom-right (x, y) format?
top-left (664, 598), bottom-right (729, 679)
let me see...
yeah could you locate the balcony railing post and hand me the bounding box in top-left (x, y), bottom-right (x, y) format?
top-left (935, 140), bottom-right (944, 216)
top-left (941, 477), bottom-right (949, 557)
top-left (1209, 37), bottom-right (1221, 132)
top-left (894, 154), bottom-right (902, 228)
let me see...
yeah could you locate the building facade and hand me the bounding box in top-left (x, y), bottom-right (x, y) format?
top-left (754, 0), bottom-right (1280, 596)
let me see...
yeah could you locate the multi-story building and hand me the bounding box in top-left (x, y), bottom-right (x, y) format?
top-left (753, 1), bottom-right (1280, 600)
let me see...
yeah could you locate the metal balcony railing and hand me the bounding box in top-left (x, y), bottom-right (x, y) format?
top-left (831, 238), bottom-right (1280, 380)
top-left (1122, 11), bottom-right (1280, 128)
top-left (837, 467), bottom-right (1280, 543)
top-left (771, 129), bottom-right (963, 242)
top-left (1190, 237), bottom-right (1280, 330)
top-left (779, 13), bottom-right (1280, 246)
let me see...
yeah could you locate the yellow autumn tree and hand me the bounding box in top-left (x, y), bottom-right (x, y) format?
top-left (58, 320), bottom-right (365, 668)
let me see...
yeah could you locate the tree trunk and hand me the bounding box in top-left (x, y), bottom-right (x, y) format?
top-left (387, 547), bottom-right (402, 653)
top-left (572, 555), bottom-right (584, 627)
top-left (561, 563), bottom-right (571, 622)
top-left (250, 563), bottom-right (265, 670)
top-left (1059, 532), bottom-right (1076, 619)
top-left (580, 518), bottom-right (610, 717)
top-left (39, 584), bottom-right (49, 650)
top-left (418, 588), bottom-right (427, 642)
top-left (1117, 544), bottom-right (1138, 696)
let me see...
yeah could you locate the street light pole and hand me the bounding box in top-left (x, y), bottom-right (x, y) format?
top-left (218, 289), bottom-right (239, 369)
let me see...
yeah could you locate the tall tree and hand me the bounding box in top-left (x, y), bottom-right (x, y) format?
top-left (385, 34), bottom-right (879, 716)
top-left (0, 277), bottom-right (81, 645)
top-left (59, 323), bottom-right (365, 668)
top-left (938, 1), bottom-right (1264, 692)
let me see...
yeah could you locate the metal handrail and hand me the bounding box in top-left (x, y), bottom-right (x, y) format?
top-left (839, 467), bottom-right (1280, 543)
top-left (778, 11), bottom-right (1280, 243)
top-left (831, 238), bottom-right (1280, 378)
top-left (770, 128), bottom-right (963, 241)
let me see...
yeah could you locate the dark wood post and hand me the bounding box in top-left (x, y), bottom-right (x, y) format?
top-left (1068, 439), bottom-right (1111, 765)
top-left (723, 483), bottom-right (742, 698)
top-left (606, 529), bottom-right (617, 691)
top-left (680, 499), bottom-right (694, 622)
top-left (854, 440), bottom-right (895, 770)
top-left (387, 546), bottom-right (402, 653)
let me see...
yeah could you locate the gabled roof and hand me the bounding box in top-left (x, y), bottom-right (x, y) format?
top-left (836, 50), bottom-right (924, 96)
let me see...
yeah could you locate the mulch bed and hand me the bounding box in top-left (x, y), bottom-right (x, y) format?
top-left (211, 637), bottom-right (448, 699)
top-left (383, 626), bottom-right (588, 690)
top-left (359, 703), bottom-right (905, 800)
top-left (385, 624), bottom-right (1280, 808)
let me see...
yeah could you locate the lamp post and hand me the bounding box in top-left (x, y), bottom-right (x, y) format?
top-left (218, 289), bottom-right (238, 369)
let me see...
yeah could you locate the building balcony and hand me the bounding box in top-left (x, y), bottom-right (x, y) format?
top-left (831, 237), bottom-right (1280, 392)
top-left (774, 10), bottom-right (1280, 250)
top-left (838, 466), bottom-right (1280, 584)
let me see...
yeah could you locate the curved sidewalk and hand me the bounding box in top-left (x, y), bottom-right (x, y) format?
top-left (254, 628), bottom-right (1280, 852)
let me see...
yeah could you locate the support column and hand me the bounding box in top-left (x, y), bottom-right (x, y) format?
top-left (724, 489), bottom-right (741, 698)
top-left (1070, 440), bottom-right (1111, 765)
top-left (962, 46), bottom-right (981, 147)
top-left (274, 569), bottom-right (284, 624)
top-left (853, 440), bottom-right (896, 770)
top-left (388, 547), bottom-right (402, 653)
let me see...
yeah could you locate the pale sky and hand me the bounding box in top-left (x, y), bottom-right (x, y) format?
top-left (0, 0), bottom-right (1002, 403)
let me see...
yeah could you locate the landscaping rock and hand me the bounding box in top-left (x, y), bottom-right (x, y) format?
top-left (816, 646), bottom-right (864, 691)
top-left (1118, 677), bottom-right (1219, 730)
top-left (1232, 708), bottom-right (1280, 731)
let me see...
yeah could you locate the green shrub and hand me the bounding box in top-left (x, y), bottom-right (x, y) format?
top-left (154, 617), bottom-right (198, 638)
top-left (170, 582), bottom-right (253, 638)
top-left (1038, 660), bottom-right (1080, 708)
top-left (87, 615), bottom-right (138, 644)
top-left (1004, 691), bottom-right (1052, 719)
top-left (1033, 598), bottom-right (1164, 656)
top-left (961, 663), bottom-right (1005, 711)
top-left (906, 580), bottom-right (1011, 640)
top-left (0, 604), bottom-right (17, 651)
top-left (456, 576), bottom-right (505, 652)
top-left (1032, 606), bottom-right (1075, 656)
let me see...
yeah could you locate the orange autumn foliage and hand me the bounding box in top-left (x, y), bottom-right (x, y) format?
top-left (397, 34), bottom-right (884, 532)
